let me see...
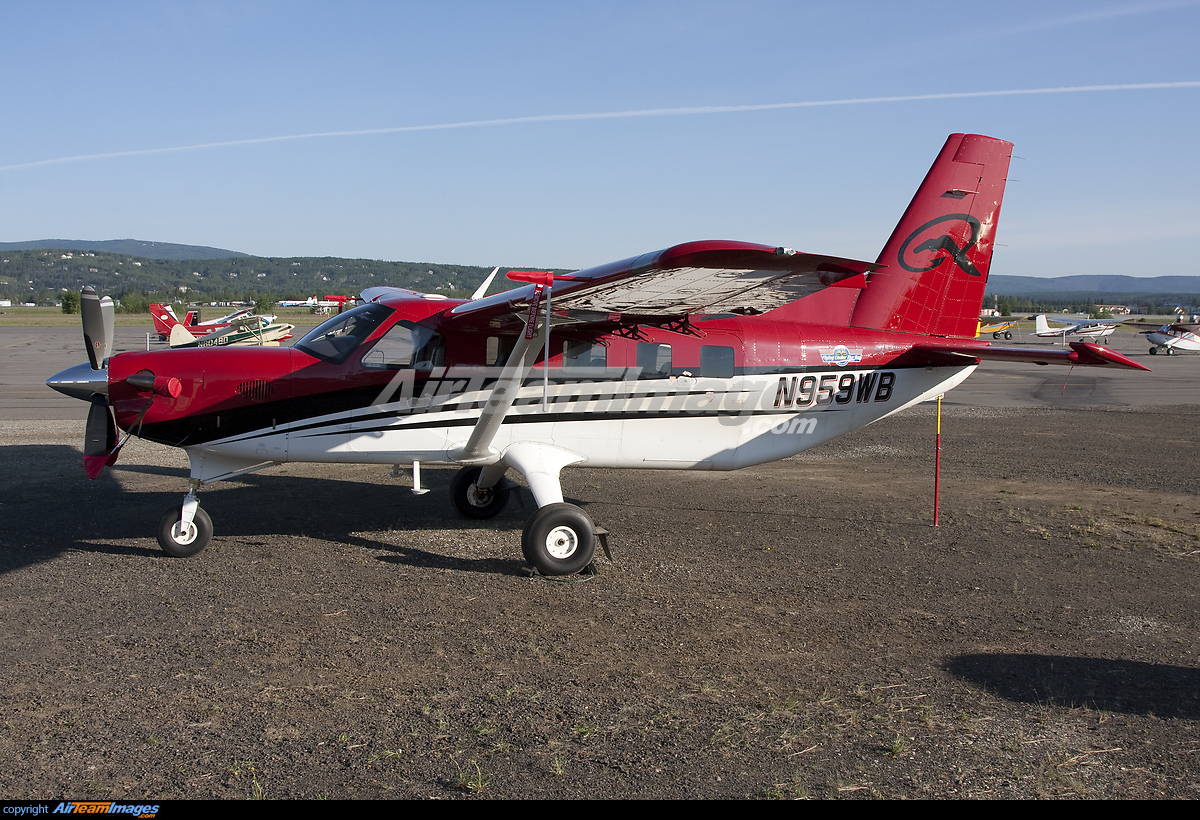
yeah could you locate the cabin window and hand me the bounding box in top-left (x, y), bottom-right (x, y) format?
top-left (294, 303), bottom-right (393, 363)
top-left (362, 321), bottom-right (444, 369)
top-left (636, 342), bottom-right (672, 377)
top-left (563, 340), bottom-right (606, 368)
top-left (700, 345), bottom-right (735, 378)
top-left (486, 335), bottom-right (518, 367)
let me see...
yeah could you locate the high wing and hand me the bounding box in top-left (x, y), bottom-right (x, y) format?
top-left (439, 240), bottom-right (878, 332)
top-left (1122, 320), bottom-right (1200, 334)
top-left (363, 241), bottom-right (877, 466)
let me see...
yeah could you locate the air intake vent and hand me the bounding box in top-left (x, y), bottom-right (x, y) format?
top-left (236, 380), bottom-right (272, 402)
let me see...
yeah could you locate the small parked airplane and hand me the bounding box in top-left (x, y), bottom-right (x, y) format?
top-left (149, 304), bottom-right (259, 341)
top-left (1136, 321), bottom-right (1200, 355)
top-left (278, 295), bottom-right (356, 311)
top-left (1034, 313), bottom-right (1118, 343)
top-left (978, 320), bottom-right (1016, 340)
top-left (47, 134), bottom-right (1148, 575)
top-left (165, 313), bottom-right (296, 348)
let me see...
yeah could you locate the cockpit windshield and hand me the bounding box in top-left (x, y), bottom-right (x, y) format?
top-left (294, 303), bottom-right (394, 363)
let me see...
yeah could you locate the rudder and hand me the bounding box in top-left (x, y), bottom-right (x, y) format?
top-left (850, 134), bottom-right (1013, 337)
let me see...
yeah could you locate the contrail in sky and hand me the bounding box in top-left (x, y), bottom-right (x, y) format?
top-left (3, 81), bottom-right (1198, 173)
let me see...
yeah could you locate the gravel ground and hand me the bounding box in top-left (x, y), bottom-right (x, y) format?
top-left (2, 400), bottom-right (1198, 799)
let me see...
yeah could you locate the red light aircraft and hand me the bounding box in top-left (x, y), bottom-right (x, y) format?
top-left (149, 303), bottom-right (257, 341)
top-left (48, 134), bottom-right (1148, 575)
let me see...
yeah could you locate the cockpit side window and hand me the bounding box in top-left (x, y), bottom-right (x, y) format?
top-left (294, 303), bottom-right (393, 363)
top-left (362, 321), bottom-right (445, 370)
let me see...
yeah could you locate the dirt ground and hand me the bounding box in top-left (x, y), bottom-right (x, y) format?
top-left (1, 329), bottom-right (1198, 799)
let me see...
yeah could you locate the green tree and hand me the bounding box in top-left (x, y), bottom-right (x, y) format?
top-left (253, 293), bottom-right (275, 315)
top-left (61, 290), bottom-right (80, 314)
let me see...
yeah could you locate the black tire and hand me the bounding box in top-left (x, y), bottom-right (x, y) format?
top-left (521, 503), bottom-right (596, 576)
top-left (451, 466), bottom-right (510, 519)
top-left (156, 506), bottom-right (213, 557)
top-left (1149, 347), bottom-right (1157, 355)
top-left (1004, 331), bottom-right (1013, 340)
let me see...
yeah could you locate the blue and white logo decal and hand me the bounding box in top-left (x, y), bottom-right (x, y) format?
top-left (820, 345), bottom-right (863, 367)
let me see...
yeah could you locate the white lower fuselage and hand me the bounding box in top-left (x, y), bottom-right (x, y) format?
top-left (1145, 330), bottom-right (1200, 351)
top-left (185, 365), bottom-right (976, 483)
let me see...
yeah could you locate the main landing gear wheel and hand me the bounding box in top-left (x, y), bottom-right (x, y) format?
top-left (521, 502), bottom-right (596, 576)
top-left (1004, 331), bottom-right (1013, 340)
top-left (992, 331), bottom-right (1000, 339)
top-left (156, 506), bottom-right (213, 558)
top-left (1149, 347), bottom-right (1157, 355)
top-left (451, 466), bottom-right (510, 520)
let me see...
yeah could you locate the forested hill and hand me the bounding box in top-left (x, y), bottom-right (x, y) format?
top-left (0, 239), bottom-right (250, 260)
top-left (7, 240), bottom-right (1198, 311)
top-left (0, 249), bottom-right (522, 304)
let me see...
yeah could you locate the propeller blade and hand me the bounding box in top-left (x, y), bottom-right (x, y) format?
top-left (81, 286), bottom-right (114, 370)
top-left (101, 295), bottom-right (114, 363)
top-left (83, 394), bottom-right (117, 479)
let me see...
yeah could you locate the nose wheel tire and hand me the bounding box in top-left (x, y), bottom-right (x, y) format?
top-left (156, 506), bottom-right (213, 557)
top-left (451, 465), bottom-right (510, 520)
top-left (521, 503), bottom-right (596, 576)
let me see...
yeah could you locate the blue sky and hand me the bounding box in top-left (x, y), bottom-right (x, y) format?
top-left (2, 1), bottom-right (1198, 277)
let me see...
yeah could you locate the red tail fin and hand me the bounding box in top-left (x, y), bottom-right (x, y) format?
top-left (850, 134), bottom-right (1012, 337)
top-left (149, 305), bottom-right (180, 336)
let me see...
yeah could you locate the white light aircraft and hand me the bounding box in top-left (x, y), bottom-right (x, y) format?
top-left (1034, 314), bottom-right (1118, 343)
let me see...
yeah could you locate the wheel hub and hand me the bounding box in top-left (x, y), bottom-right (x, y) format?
top-left (171, 521), bottom-right (198, 545)
top-left (466, 484), bottom-right (492, 507)
top-left (545, 526), bottom-right (578, 559)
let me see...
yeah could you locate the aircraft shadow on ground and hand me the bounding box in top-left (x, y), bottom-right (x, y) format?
top-left (944, 653), bottom-right (1200, 719)
top-left (0, 451), bottom-right (540, 576)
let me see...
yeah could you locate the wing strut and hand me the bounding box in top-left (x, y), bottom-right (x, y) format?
top-left (450, 286), bottom-right (551, 464)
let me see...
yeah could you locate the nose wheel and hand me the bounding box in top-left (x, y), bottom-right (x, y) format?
top-left (156, 505), bottom-right (213, 557)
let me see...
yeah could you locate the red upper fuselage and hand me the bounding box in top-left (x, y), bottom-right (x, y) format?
top-left (108, 288), bottom-right (950, 448)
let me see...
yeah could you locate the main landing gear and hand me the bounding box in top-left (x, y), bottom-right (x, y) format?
top-left (450, 464), bottom-right (600, 576)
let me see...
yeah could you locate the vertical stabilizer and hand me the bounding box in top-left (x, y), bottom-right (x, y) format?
top-left (850, 134), bottom-right (1012, 337)
top-left (168, 324), bottom-right (198, 347)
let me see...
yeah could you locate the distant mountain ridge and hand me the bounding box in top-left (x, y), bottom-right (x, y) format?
top-left (5, 238), bottom-right (1199, 298)
top-left (986, 274), bottom-right (1200, 295)
top-left (0, 239), bottom-right (249, 261)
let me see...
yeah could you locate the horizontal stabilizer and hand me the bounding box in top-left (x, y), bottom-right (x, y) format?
top-left (912, 340), bottom-right (1150, 371)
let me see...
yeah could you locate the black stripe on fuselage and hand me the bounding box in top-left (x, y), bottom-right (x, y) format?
top-left (137, 364), bottom-right (931, 447)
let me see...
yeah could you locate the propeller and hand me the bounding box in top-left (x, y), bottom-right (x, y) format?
top-left (46, 286), bottom-right (119, 477)
top-left (83, 394), bottom-right (118, 479)
top-left (81, 285), bottom-right (114, 370)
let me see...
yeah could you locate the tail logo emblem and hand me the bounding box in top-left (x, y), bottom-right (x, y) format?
top-left (898, 213), bottom-right (982, 277)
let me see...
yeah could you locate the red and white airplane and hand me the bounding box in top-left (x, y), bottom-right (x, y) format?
top-left (149, 303), bottom-right (258, 341)
top-left (47, 134), bottom-right (1148, 575)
